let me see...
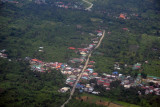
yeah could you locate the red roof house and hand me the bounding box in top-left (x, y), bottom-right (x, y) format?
top-left (103, 83), bottom-right (110, 87)
top-left (119, 14), bottom-right (126, 19)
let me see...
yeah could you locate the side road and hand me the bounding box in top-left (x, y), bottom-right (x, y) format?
top-left (82, 0), bottom-right (93, 10)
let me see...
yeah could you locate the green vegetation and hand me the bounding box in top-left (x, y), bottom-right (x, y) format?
top-left (91, 0), bottom-right (160, 76)
top-left (0, 58), bottom-right (67, 106)
top-left (67, 93), bottom-right (140, 107)
top-left (0, 1), bottom-right (96, 62)
top-left (0, 0), bottom-right (160, 106)
top-left (0, 1), bottom-right (98, 106)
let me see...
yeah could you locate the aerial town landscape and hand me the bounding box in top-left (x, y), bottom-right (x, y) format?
top-left (0, 0), bottom-right (160, 107)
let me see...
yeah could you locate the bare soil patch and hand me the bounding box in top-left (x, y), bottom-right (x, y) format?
top-left (76, 96), bottom-right (123, 107)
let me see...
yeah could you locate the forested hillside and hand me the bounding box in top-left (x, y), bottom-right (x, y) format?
top-left (0, 0), bottom-right (160, 107)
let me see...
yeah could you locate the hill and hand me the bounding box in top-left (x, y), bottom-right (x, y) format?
top-left (0, 0), bottom-right (160, 107)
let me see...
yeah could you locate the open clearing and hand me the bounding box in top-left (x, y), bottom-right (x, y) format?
top-left (76, 94), bottom-right (140, 107)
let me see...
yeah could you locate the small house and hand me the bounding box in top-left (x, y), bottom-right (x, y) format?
top-left (112, 71), bottom-right (118, 75)
top-left (92, 91), bottom-right (100, 94)
top-left (59, 87), bottom-right (70, 93)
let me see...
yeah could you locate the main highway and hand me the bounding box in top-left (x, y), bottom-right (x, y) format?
top-left (61, 30), bottom-right (105, 107)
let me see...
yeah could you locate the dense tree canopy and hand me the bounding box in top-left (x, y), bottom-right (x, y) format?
top-left (0, 0), bottom-right (160, 106)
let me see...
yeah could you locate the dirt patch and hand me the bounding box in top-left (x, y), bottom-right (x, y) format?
top-left (76, 96), bottom-right (93, 103)
top-left (96, 101), bottom-right (109, 106)
top-left (108, 103), bottom-right (123, 107)
top-left (80, 96), bottom-right (89, 101)
top-left (76, 96), bottom-right (123, 107)
top-left (96, 101), bottom-right (123, 107)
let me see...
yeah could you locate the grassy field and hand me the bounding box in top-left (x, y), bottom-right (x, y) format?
top-left (90, 18), bottom-right (103, 22)
top-left (87, 0), bottom-right (96, 2)
top-left (76, 93), bottom-right (140, 107)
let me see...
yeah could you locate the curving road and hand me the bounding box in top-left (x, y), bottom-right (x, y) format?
top-left (61, 30), bottom-right (105, 107)
top-left (82, 0), bottom-right (93, 11)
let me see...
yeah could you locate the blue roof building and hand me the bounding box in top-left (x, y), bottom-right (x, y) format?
top-left (76, 83), bottom-right (84, 89)
top-left (112, 71), bottom-right (118, 75)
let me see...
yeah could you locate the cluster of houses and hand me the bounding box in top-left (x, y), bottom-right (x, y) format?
top-left (54, 1), bottom-right (83, 10)
top-left (141, 85), bottom-right (160, 95)
top-left (63, 30), bottom-right (146, 94)
top-left (113, 61), bottom-right (143, 71)
top-left (26, 27), bottom-right (160, 96)
top-left (29, 31), bottom-right (102, 71)
top-left (28, 30), bottom-right (103, 94)
top-left (59, 31), bottom-right (103, 93)
top-left (132, 63), bottom-right (141, 70)
top-left (38, 47), bottom-right (44, 52)
top-left (34, 0), bottom-right (46, 4)
top-left (1, 0), bottom-right (84, 10)
top-left (1, 0), bottom-right (19, 4)
top-left (95, 9), bottom-right (140, 21)
top-left (30, 58), bottom-right (72, 73)
top-left (63, 60), bottom-right (97, 94)
top-left (68, 44), bottom-right (96, 64)
top-left (63, 56), bottom-right (159, 95)
top-left (109, 13), bottom-right (138, 20)
top-left (0, 49), bottom-right (7, 59)
top-left (1, 0), bottom-right (46, 5)
top-left (140, 76), bottom-right (160, 95)
top-left (2, 0), bottom-right (160, 97)
top-left (70, 71), bottom-right (160, 95)
top-left (71, 72), bottom-right (129, 93)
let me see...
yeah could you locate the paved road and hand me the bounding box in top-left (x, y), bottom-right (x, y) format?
top-left (95, 30), bottom-right (105, 49)
top-left (82, 0), bottom-right (93, 10)
top-left (61, 30), bottom-right (105, 107)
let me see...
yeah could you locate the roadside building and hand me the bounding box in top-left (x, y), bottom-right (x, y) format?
top-left (59, 87), bottom-right (70, 93)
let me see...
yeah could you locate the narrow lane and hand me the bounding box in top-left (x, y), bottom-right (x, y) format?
top-left (82, 0), bottom-right (93, 10)
top-left (61, 30), bottom-right (105, 107)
